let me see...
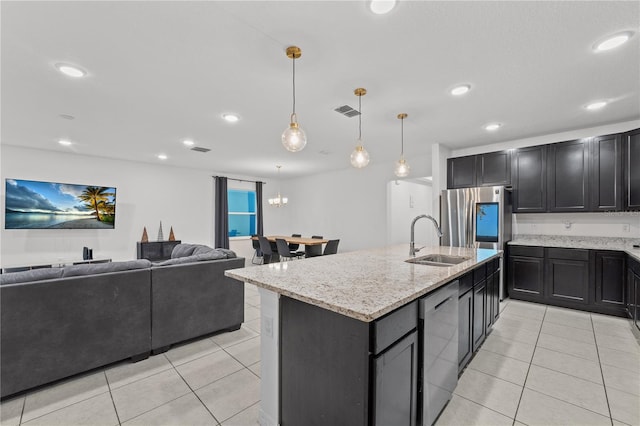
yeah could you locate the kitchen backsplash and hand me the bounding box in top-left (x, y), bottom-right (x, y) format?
top-left (513, 212), bottom-right (640, 238)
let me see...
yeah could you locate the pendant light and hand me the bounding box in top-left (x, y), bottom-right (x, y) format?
top-left (394, 113), bottom-right (410, 177)
top-left (350, 88), bottom-right (370, 168)
top-left (281, 46), bottom-right (307, 152)
top-left (268, 166), bottom-right (288, 207)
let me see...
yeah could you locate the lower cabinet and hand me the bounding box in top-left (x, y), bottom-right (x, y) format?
top-left (627, 258), bottom-right (640, 331)
top-left (508, 245), bottom-right (629, 316)
top-left (458, 284), bottom-right (473, 372)
top-left (472, 278), bottom-right (486, 352)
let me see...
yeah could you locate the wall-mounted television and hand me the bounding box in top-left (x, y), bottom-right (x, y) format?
top-left (5, 179), bottom-right (116, 229)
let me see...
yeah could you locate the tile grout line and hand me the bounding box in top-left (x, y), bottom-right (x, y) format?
top-left (17, 394), bottom-right (26, 426)
top-left (511, 305), bottom-right (547, 425)
top-left (590, 314), bottom-right (615, 426)
top-left (104, 369), bottom-right (123, 426)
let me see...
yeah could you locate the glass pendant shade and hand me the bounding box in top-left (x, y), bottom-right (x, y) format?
top-left (281, 114), bottom-right (307, 152)
top-left (394, 157), bottom-right (410, 177)
top-left (350, 142), bottom-right (370, 168)
top-left (268, 193), bottom-right (288, 207)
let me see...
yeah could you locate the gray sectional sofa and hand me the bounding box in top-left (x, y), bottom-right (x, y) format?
top-left (0, 245), bottom-right (245, 399)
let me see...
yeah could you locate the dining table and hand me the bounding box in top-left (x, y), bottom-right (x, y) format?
top-left (251, 235), bottom-right (329, 260)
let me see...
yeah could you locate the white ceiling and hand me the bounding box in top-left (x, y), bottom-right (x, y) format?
top-left (1, 1), bottom-right (638, 178)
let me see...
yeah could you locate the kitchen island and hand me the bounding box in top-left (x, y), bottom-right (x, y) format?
top-left (226, 245), bottom-right (500, 426)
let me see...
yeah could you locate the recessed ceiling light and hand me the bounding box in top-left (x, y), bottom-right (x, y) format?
top-left (55, 63), bottom-right (86, 78)
top-left (450, 84), bottom-right (471, 96)
top-left (585, 101), bottom-right (608, 110)
top-left (484, 123), bottom-right (502, 131)
top-left (182, 139), bottom-right (195, 146)
top-left (368, 0), bottom-right (396, 14)
top-left (222, 113), bottom-right (240, 123)
top-left (157, 154), bottom-right (168, 160)
top-left (58, 139), bottom-right (73, 146)
top-left (594, 31), bottom-right (634, 52)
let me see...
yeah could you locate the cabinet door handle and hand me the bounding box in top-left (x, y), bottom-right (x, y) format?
top-left (435, 297), bottom-right (452, 311)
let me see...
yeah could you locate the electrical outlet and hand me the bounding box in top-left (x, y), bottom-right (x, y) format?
top-left (623, 224), bottom-right (630, 233)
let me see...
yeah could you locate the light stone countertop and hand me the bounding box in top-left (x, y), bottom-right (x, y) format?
top-left (226, 245), bottom-right (500, 322)
top-left (509, 235), bottom-right (640, 262)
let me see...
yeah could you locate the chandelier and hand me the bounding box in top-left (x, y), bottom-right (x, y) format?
top-left (268, 165), bottom-right (288, 207)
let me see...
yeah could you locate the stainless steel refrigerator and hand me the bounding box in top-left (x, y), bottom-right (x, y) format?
top-left (440, 186), bottom-right (512, 298)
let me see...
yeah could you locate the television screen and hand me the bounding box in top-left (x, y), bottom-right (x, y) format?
top-left (475, 202), bottom-right (499, 243)
top-left (5, 179), bottom-right (116, 229)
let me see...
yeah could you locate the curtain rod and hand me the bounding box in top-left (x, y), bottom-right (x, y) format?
top-left (213, 176), bottom-right (267, 185)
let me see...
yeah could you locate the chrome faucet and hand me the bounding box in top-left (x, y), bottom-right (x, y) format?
top-left (410, 214), bottom-right (443, 256)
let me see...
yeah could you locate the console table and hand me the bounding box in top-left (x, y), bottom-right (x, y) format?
top-left (136, 240), bottom-right (181, 261)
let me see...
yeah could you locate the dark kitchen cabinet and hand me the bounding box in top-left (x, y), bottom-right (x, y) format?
top-left (280, 296), bottom-right (419, 426)
top-left (512, 145), bottom-right (547, 212)
top-left (136, 240), bottom-right (182, 261)
top-left (590, 134), bottom-right (623, 211)
top-left (472, 278), bottom-right (486, 352)
top-left (457, 272), bottom-right (474, 372)
top-left (627, 258), bottom-right (640, 331)
top-left (623, 129), bottom-right (640, 210)
top-left (507, 245), bottom-right (545, 302)
top-left (447, 156), bottom-right (476, 189)
top-left (593, 251), bottom-right (626, 315)
top-left (372, 331), bottom-right (418, 426)
top-left (545, 248), bottom-right (590, 305)
top-left (476, 151), bottom-right (511, 186)
top-left (547, 140), bottom-right (590, 212)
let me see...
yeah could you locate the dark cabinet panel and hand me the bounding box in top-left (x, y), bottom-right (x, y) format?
top-left (545, 257), bottom-right (590, 305)
top-left (623, 129), bottom-right (640, 210)
top-left (590, 134), bottom-right (623, 211)
top-left (492, 269), bottom-right (501, 324)
top-left (447, 156), bottom-right (476, 189)
top-left (373, 331), bottom-right (418, 426)
top-left (136, 240), bottom-right (182, 261)
top-left (472, 280), bottom-right (486, 352)
top-left (508, 254), bottom-right (545, 301)
top-left (594, 251), bottom-right (626, 313)
top-left (512, 145), bottom-right (547, 212)
top-left (457, 289), bottom-right (473, 372)
top-left (485, 272), bottom-right (495, 333)
top-left (547, 140), bottom-right (590, 212)
top-left (476, 151), bottom-right (511, 186)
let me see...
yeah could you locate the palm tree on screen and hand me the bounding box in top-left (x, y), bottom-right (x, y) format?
top-left (79, 186), bottom-right (111, 221)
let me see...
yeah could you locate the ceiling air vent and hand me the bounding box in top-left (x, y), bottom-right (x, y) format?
top-left (334, 105), bottom-right (361, 118)
top-left (191, 146), bottom-right (211, 153)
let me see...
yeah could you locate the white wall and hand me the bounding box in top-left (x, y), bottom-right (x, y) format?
top-left (445, 119), bottom-right (640, 239)
top-left (1, 145), bottom-right (281, 266)
top-left (387, 180), bottom-right (435, 247)
top-left (278, 154), bottom-right (431, 253)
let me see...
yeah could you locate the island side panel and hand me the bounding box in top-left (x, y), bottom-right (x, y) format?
top-left (280, 296), bottom-right (371, 425)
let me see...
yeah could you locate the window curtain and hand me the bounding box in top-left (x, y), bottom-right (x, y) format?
top-left (256, 181), bottom-right (264, 236)
top-left (214, 176), bottom-right (229, 249)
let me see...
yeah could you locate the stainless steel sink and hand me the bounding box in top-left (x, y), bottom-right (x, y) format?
top-left (405, 254), bottom-right (470, 267)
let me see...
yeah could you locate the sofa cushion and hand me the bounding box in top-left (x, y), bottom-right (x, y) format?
top-left (171, 244), bottom-right (205, 258)
top-left (153, 256), bottom-right (196, 267)
top-left (0, 268), bottom-right (64, 285)
top-left (192, 245), bottom-right (215, 255)
top-left (62, 259), bottom-right (152, 278)
top-left (153, 248), bottom-right (237, 266)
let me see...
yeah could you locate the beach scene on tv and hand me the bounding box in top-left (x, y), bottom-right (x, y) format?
top-left (5, 179), bottom-right (116, 229)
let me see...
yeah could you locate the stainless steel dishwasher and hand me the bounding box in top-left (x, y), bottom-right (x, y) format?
top-left (419, 281), bottom-right (459, 426)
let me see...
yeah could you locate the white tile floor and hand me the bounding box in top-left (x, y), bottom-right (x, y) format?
top-left (1, 285), bottom-right (639, 426)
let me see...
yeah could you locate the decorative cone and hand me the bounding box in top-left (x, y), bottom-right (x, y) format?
top-left (168, 227), bottom-right (176, 241)
top-left (157, 221), bottom-right (164, 241)
top-left (141, 227), bottom-right (149, 243)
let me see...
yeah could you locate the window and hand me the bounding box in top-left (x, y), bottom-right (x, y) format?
top-left (228, 189), bottom-right (256, 237)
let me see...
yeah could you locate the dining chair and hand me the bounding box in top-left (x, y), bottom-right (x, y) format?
top-left (251, 235), bottom-right (263, 264)
top-left (323, 239), bottom-right (340, 255)
top-left (257, 236), bottom-right (274, 264)
top-left (275, 238), bottom-right (298, 261)
top-left (306, 235), bottom-right (324, 257)
top-left (288, 233), bottom-right (305, 258)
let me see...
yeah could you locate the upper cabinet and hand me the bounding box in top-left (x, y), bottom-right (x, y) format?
top-left (446, 128), bottom-right (638, 213)
top-left (447, 156), bottom-right (476, 189)
top-left (447, 150), bottom-right (511, 189)
top-left (547, 139), bottom-right (590, 212)
top-left (624, 129), bottom-right (640, 211)
top-left (512, 145), bottom-right (547, 213)
top-left (590, 134), bottom-right (623, 211)
top-left (476, 151), bottom-right (511, 186)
